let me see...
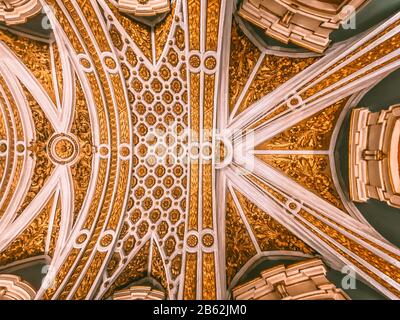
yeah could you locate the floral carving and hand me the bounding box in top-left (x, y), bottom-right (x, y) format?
top-left (258, 154), bottom-right (344, 209)
top-left (257, 100), bottom-right (347, 150)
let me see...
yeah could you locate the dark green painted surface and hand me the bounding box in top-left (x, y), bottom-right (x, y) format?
top-left (326, 269), bottom-right (386, 300)
top-left (7, 262), bottom-right (47, 290)
top-left (241, 0), bottom-right (400, 50)
top-left (335, 69), bottom-right (400, 248)
top-left (0, 13), bottom-right (52, 38)
top-left (331, 0), bottom-right (400, 42)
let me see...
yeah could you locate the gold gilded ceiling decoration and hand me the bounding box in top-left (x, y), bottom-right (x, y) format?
top-left (254, 99), bottom-right (348, 210)
top-left (0, 0), bottom-right (399, 300)
top-left (256, 99), bottom-right (345, 151)
top-left (228, 21), bottom-right (320, 119)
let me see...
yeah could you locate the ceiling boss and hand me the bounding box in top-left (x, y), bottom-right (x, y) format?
top-left (0, 0), bottom-right (399, 301)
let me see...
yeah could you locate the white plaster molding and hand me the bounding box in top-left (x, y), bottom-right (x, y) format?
top-left (238, 0), bottom-right (369, 53)
top-left (0, 274), bottom-right (36, 300)
top-left (232, 258), bottom-right (349, 300)
top-left (226, 152), bottom-right (400, 298)
top-left (228, 12), bottom-right (400, 133)
top-left (113, 285), bottom-right (165, 300)
top-left (117, 0), bottom-right (170, 17)
top-left (349, 103), bottom-right (400, 208)
top-left (227, 250), bottom-right (316, 293)
top-left (0, 0), bottom-right (42, 26)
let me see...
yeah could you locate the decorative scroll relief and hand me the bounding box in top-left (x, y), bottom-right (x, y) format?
top-left (0, 194), bottom-right (54, 266)
top-left (256, 155), bottom-right (345, 209)
top-left (231, 52), bottom-right (319, 120)
top-left (228, 21), bottom-right (261, 114)
top-left (0, 29), bottom-right (56, 104)
top-left (237, 12), bottom-right (400, 145)
top-left (349, 105), bottom-right (400, 208)
top-left (233, 189), bottom-right (316, 255)
top-left (256, 100), bottom-right (345, 151)
top-left (0, 17), bottom-right (102, 279)
top-left (252, 101), bottom-right (348, 211)
top-left (228, 161), bottom-right (400, 298)
top-left (0, 274), bottom-right (36, 300)
top-left (224, 184), bottom-right (317, 288)
top-left (232, 259), bottom-right (349, 300)
top-left (0, 26), bottom-right (59, 257)
top-left (238, 0), bottom-right (369, 53)
top-left (118, 0), bottom-right (170, 16)
top-left (0, 0), bottom-right (42, 25)
top-left (225, 189), bottom-right (257, 287)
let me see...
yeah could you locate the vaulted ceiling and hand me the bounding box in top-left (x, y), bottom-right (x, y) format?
top-left (0, 0), bottom-right (399, 300)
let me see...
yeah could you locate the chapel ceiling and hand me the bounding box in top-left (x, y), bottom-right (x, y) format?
top-left (0, 0), bottom-right (399, 300)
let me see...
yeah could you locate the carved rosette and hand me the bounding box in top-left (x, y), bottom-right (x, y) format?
top-left (0, 0), bottom-right (42, 25)
top-left (47, 133), bottom-right (80, 165)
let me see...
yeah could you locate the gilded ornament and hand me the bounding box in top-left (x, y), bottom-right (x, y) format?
top-left (187, 235), bottom-right (198, 247)
top-left (204, 56), bottom-right (217, 70)
top-left (235, 54), bottom-right (318, 117)
top-left (257, 154), bottom-right (345, 209)
top-left (47, 133), bottom-right (79, 165)
top-left (225, 191), bottom-right (257, 285)
top-left (256, 100), bottom-right (347, 151)
top-left (202, 234), bottom-right (214, 247)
